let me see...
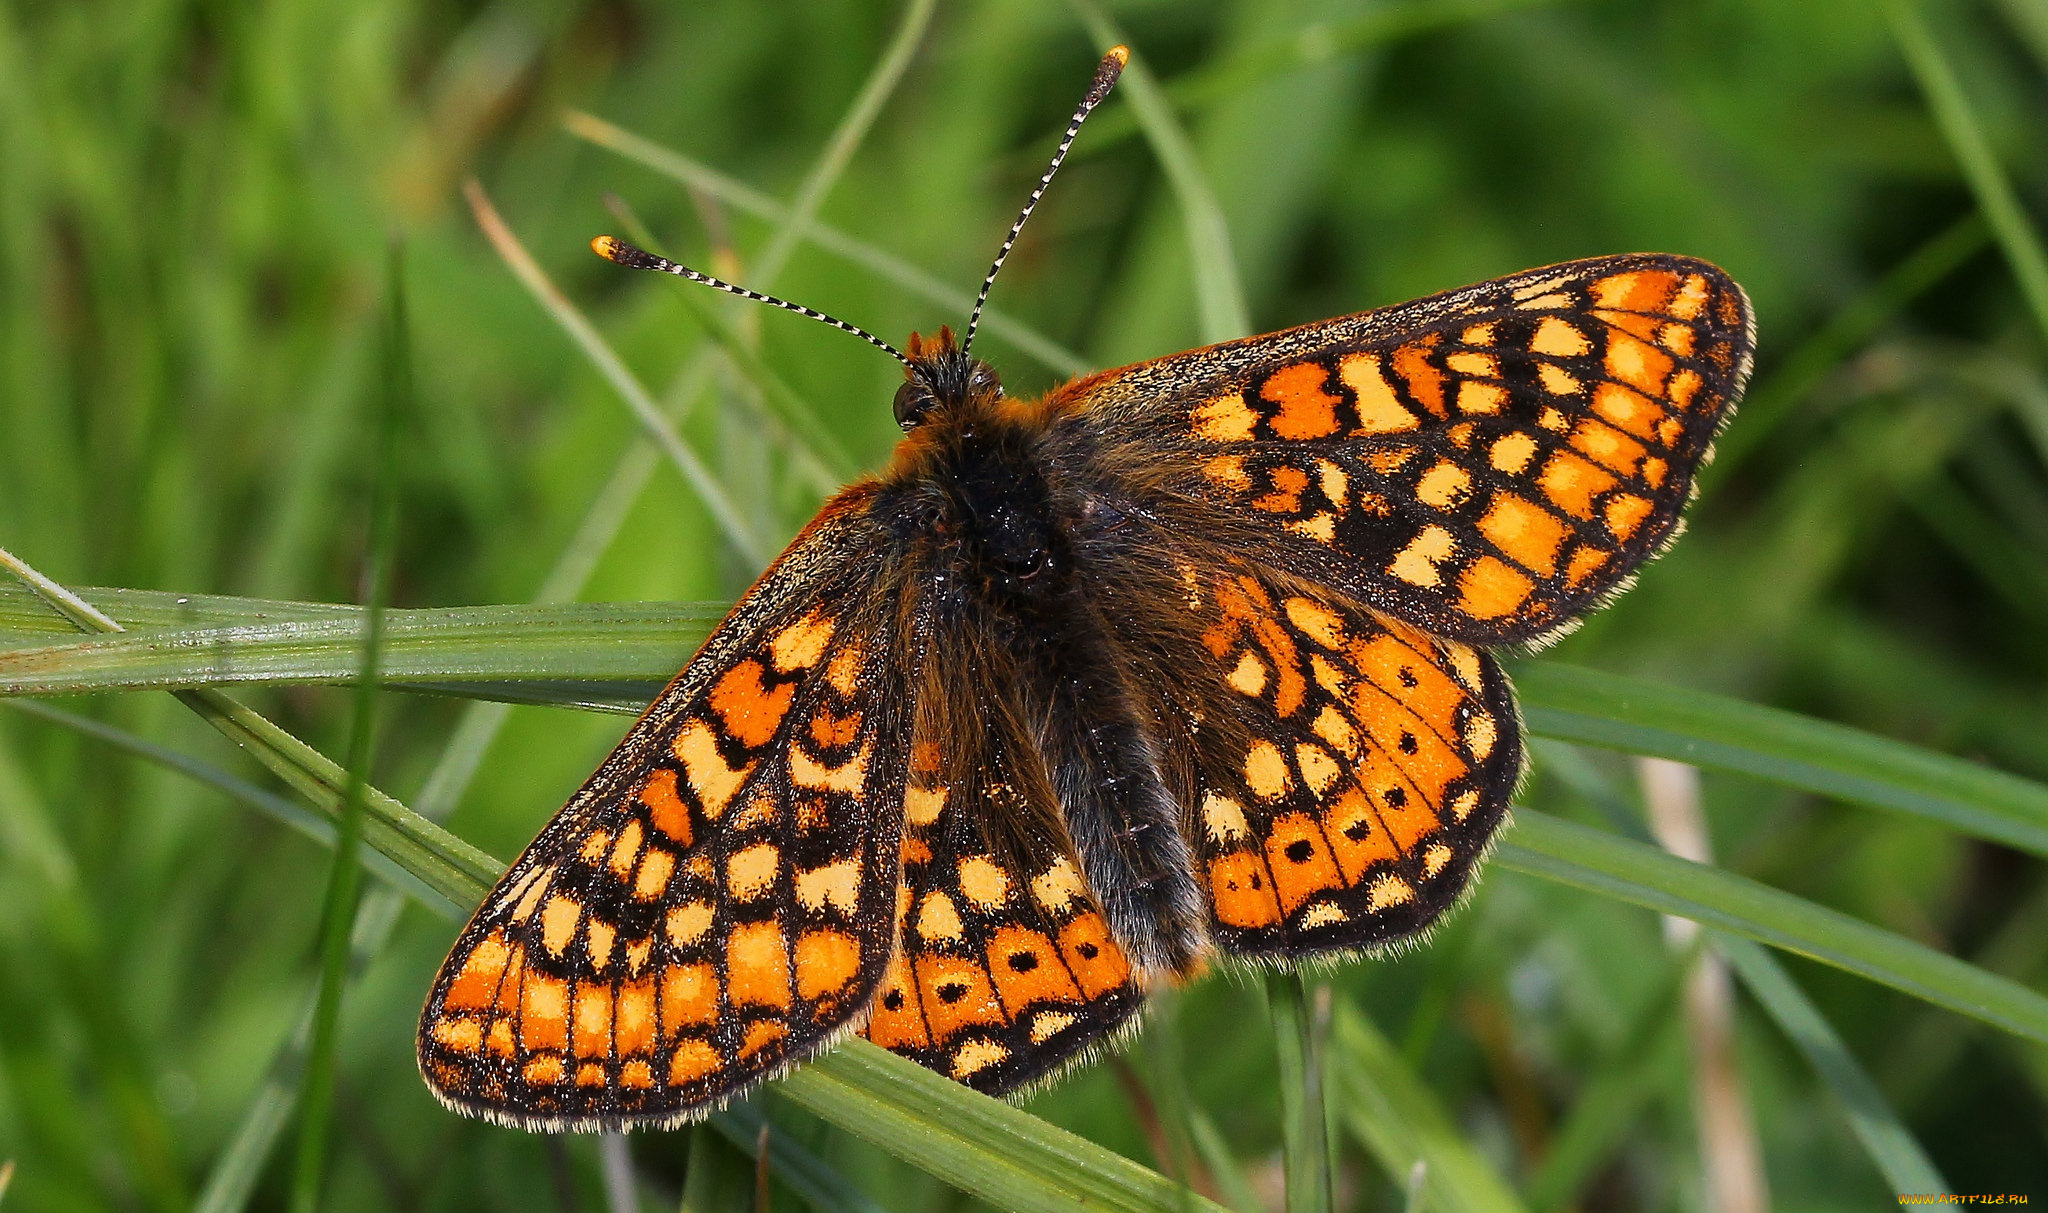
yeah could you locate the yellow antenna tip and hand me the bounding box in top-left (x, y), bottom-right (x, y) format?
top-left (1106, 45), bottom-right (1130, 67)
top-left (591, 235), bottom-right (623, 261)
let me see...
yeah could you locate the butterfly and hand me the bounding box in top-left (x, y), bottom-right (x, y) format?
top-left (417, 45), bottom-right (1753, 1131)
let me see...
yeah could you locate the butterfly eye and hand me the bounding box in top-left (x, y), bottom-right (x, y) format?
top-left (894, 380), bottom-right (938, 430)
top-left (968, 364), bottom-right (1001, 396)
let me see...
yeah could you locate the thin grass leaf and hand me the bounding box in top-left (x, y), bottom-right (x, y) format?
top-left (1264, 974), bottom-right (1332, 1213)
top-left (1882, 0), bottom-right (2048, 347)
top-left (778, 1039), bottom-right (1227, 1213)
top-left (716, 1102), bottom-right (892, 1213)
top-left (463, 177), bottom-right (775, 566)
top-left (1717, 935), bottom-right (1948, 1196)
top-left (1514, 661), bottom-right (2048, 860)
top-left (562, 112), bottom-right (1091, 378)
top-left (290, 243), bottom-right (407, 1213)
top-left (1068, 6), bottom-right (1248, 345)
top-left (1496, 812), bottom-right (2048, 1044)
top-left (1326, 1000), bottom-right (1529, 1213)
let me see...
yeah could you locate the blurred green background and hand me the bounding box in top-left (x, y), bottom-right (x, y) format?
top-left (3, 0), bottom-right (2047, 1208)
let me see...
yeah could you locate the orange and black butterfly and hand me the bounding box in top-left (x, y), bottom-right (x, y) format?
top-left (418, 46), bottom-right (1754, 1130)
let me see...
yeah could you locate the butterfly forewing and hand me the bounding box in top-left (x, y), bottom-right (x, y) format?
top-left (1066, 254), bottom-right (1754, 646)
top-left (419, 491), bottom-right (917, 1130)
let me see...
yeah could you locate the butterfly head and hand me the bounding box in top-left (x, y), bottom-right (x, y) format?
top-left (894, 325), bottom-right (1001, 430)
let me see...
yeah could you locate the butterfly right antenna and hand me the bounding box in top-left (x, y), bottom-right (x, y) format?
top-left (959, 45), bottom-right (1129, 359)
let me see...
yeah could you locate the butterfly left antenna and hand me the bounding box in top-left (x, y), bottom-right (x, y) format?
top-left (960, 45), bottom-right (1129, 359)
top-left (590, 235), bottom-right (909, 365)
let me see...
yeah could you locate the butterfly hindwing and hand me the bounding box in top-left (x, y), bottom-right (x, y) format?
top-left (1153, 565), bottom-right (1521, 957)
top-left (1065, 254), bottom-right (1754, 646)
top-left (418, 491), bottom-right (915, 1130)
top-left (862, 621), bottom-right (1147, 1093)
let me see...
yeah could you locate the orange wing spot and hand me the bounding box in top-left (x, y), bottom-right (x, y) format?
top-left (432, 1017), bottom-right (482, 1051)
top-left (1605, 493), bottom-right (1655, 541)
top-left (1388, 525), bottom-right (1458, 587)
top-left (1570, 418), bottom-right (1647, 477)
top-left (1057, 912), bottom-right (1132, 997)
top-left (1539, 363), bottom-right (1582, 396)
top-left (617, 979), bottom-right (656, 1055)
top-left (1458, 556), bottom-right (1535, 620)
top-left (1592, 269), bottom-right (1677, 312)
top-left (1478, 493), bottom-right (1569, 576)
top-left (443, 931), bottom-right (511, 1010)
top-left (1244, 738), bottom-right (1294, 801)
top-left (1464, 709), bottom-right (1499, 762)
top-left (1416, 460), bottom-right (1474, 509)
top-left (730, 790), bottom-right (781, 831)
top-left (488, 1018), bottom-right (515, 1056)
top-left (661, 963), bottom-right (718, 1028)
top-left (608, 819), bottom-right (645, 879)
top-left (666, 902), bottom-right (714, 948)
top-left (1641, 456), bottom-right (1669, 488)
top-left (639, 768), bottom-right (693, 846)
top-left (726, 842), bottom-right (780, 902)
top-left (987, 925), bottom-right (1083, 1011)
top-left (957, 856), bottom-right (1012, 909)
top-left (1261, 362), bottom-right (1343, 440)
top-left (740, 1020), bottom-right (788, 1059)
top-left (769, 609), bottom-right (835, 672)
top-left (1595, 309), bottom-right (1663, 341)
top-left (620, 1059), bottom-right (654, 1089)
top-left (494, 946), bottom-right (526, 1013)
top-left (1265, 813), bottom-right (1347, 914)
top-left (1461, 322), bottom-right (1496, 344)
top-left (1209, 851), bottom-right (1284, 928)
top-left (865, 959), bottom-right (931, 1050)
top-left (1539, 405), bottom-right (1571, 432)
top-left (576, 1061), bottom-right (606, 1087)
top-left (1327, 788), bottom-right (1400, 877)
top-left (1192, 392), bottom-right (1259, 442)
top-left (624, 938), bottom-right (654, 974)
top-left (790, 740), bottom-right (870, 792)
top-left (916, 955), bottom-right (1004, 1041)
top-left (794, 859), bottom-right (861, 915)
top-left (902, 836), bottom-right (933, 866)
top-left (1604, 331), bottom-right (1674, 395)
top-left (1592, 382), bottom-right (1662, 441)
top-left (809, 708), bottom-right (861, 749)
top-left (1531, 317), bottom-right (1592, 357)
top-left (523, 1054), bottom-right (565, 1086)
top-left (709, 660), bottom-right (796, 749)
top-left (523, 976), bottom-right (569, 1050)
top-left (579, 830), bottom-right (612, 864)
top-left (1296, 741), bottom-right (1343, 795)
top-left (1538, 451), bottom-right (1619, 519)
top-left (1367, 444), bottom-right (1420, 474)
top-left (1312, 704), bottom-right (1360, 760)
top-left (1489, 432), bottom-right (1539, 474)
top-left (917, 890), bottom-right (966, 942)
top-left (1201, 791), bottom-right (1252, 844)
top-left (1669, 368), bottom-right (1704, 410)
top-left (951, 1038), bottom-right (1010, 1079)
top-left (1251, 464), bottom-right (1310, 514)
top-left (1446, 351), bottom-right (1499, 378)
top-left (1030, 858), bottom-right (1088, 912)
top-left (541, 895), bottom-right (580, 958)
top-left (1658, 322), bottom-right (1697, 356)
top-left (634, 848), bottom-right (675, 900)
top-left (1393, 340), bottom-right (1446, 416)
top-left (905, 783), bottom-right (947, 827)
top-left (728, 921), bottom-right (792, 1010)
top-left (1338, 353), bottom-right (1419, 435)
top-left (1668, 273), bottom-right (1711, 319)
top-left (573, 983), bottom-right (613, 1058)
top-left (1282, 596), bottom-right (1347, 651)
top-left (1368, 874), bottom-right (1418, 910)
top-left (1456, 380), bottom-right (1506, 415)
top-left (794, 929), bottom-right (862, 1001)
top-left (1204, 454), bottom-right (1253, 490)
top-left (1516, 292), bottom-right (1573, 310)
top-left (825, 644), bottom-right (864, 695)
top-left (1227, 650), bottom-right (1270, 699)
top-left (587, 921), bottom-right (616, 970)
top-left (506, 868), bottom-right (550, 924)
top-left (1656, 418), bottom-right (1685, 447)
top-left (673, 719), bottom-right (755, 819)
top-left (667, 1038), bottom-right (722, 1085)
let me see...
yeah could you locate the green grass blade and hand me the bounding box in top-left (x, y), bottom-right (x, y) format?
top-left (714, 1102), bottom-right (891, 1213)
top-left (1265, 973), bottom-right (1332, 1213)
top-left (1069, 7), bottom-right (1249, 344)
top-left (1515, 661), bottom-right (2048, 859)
top-left (1325, 999), bottom-right (1529, 1213)
top-left (1883, 0), bottom-right (2048, 347)
top-left (778, 1040), bottom-right (1228, 1213)
top-left (1497, 812), bottom-right (2048, 1044)
top-left (1718, 935), bottom-right (1948, 1195)
top-left (289, 240), bottom-right (406, 1213)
